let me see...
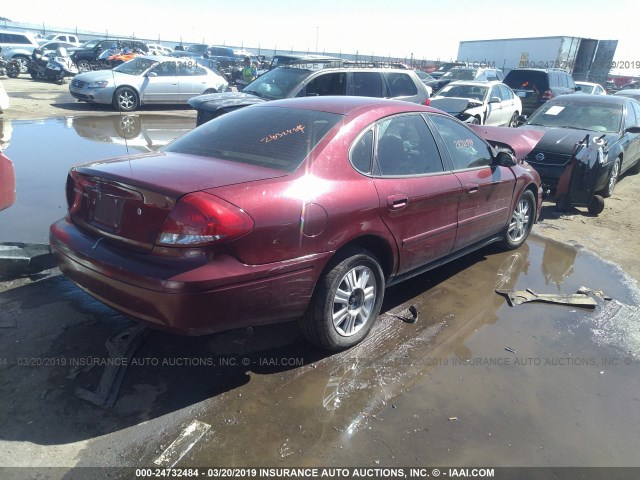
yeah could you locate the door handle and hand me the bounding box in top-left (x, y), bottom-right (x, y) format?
top-left (466, 183), bottom-right (479, 193)
top-left (387, 194), bottom-right (409, 210)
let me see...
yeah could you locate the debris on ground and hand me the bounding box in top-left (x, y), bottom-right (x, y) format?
top-left (0, 243), bottom-right (55, 279)
top-left (393, 305), bottom-right (418, 324)
top-left (496, 288), bottom-right (598, 308)
top-left (75, 323), bottom-right (149, 408)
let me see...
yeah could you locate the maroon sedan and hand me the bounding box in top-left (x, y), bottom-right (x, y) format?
top-left (50, 96), bottom-right (542, 350)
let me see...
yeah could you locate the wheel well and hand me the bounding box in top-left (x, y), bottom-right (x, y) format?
top-left (113, 86), bottom-right (138, 98)
top-left (525, 183), bottom-right (538, 212)
top-left (334, 235), bottom-right (394, 279)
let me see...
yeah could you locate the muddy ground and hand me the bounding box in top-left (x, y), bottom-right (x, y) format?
top-left (1, 76), bottom-right (639, 478)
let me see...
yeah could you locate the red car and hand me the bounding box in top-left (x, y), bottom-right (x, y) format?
top-left (50, 97), bottom-right (543, 350)
top-left (0, 152), bottom-right (16, 213)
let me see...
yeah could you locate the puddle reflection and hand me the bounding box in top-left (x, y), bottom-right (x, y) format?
top-left (0, 115), bottom-right (194, 243)
top-left (541, 239), bottom-right (577, 290)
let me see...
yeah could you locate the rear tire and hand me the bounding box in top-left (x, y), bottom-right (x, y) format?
top-left (508, 112), bottom-right (519, 127)
top-left (556, 193), bottom-right (571, 212)
top-left (501, 190), bottom-right (535, 250)
top-left (301, 247), bottom-right (385, 351)
top-left (76, 60), bottom-right (91, 73)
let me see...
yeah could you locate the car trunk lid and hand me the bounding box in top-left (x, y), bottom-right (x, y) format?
top-left (67, 151), bottom-right (286, 250)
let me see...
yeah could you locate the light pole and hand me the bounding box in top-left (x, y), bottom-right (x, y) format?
top-left (315, 26), bottom-right (319, 53)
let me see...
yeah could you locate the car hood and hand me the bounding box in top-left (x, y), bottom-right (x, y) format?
top-left (74, 151), bottom-right (288, 197)
top-left (469, 125), bottom-right (545, 160)
top-left (431, 97), bottom-right (483, 114)
top-left (188, 91), bottom-right (268, 111)
top-left (74, 70), bottom-right (134, 83)
top-left (517, 125), bottom-right (620, 156)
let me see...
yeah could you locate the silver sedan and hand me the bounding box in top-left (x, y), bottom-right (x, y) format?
top-left (69, 56), bottom-right (229, 111)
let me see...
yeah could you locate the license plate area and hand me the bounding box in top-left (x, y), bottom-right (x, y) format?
top-left (86, 181), bottom-right (142, 232)
top-left (92, 193), bottom-right (125, 229)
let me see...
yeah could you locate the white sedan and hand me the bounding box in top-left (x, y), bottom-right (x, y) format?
top-left (69, 56), bottom-right (228, 111)
top-left (430, 80), bottom-right (522, 126)
top-left (575, 81), bottom-right (606, 95)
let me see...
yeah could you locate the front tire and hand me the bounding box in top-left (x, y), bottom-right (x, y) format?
top-left (301, 247), bottom-right (385, 350)
top-left (601, 158), bottom-right (620, 198)
top-left (501, 190), bottom-right (535, 250)
top-left (113, 87), bottom-right (139, 112)
top-left (6, 63), bottom-right (20, 78)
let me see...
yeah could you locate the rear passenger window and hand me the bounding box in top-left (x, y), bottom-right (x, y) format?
top-left (304, 73), bottom-right (346, 96)
top-left (385, 73), bottom-right (418, 97)
top-left (352, 72), bottom-right (384, 97)
top-left (499, 85), bottom-right (513, 100)
top-left (351, 130), bottom-right (374, 174)
top-left (429, 114), bottom-right (492, 170)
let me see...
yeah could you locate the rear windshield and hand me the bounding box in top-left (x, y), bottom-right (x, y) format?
top-left (504, 70), bottom-right (549, 91)
top-left (243, 67), bottom-right (311, 100)
top-left (164, 106), bottom-right (343, 172)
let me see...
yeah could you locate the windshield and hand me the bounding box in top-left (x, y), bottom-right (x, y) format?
top-left (164, 106), bottom-right (342, 172)
top-left (44, 34), bottom-right (56, 41)
top-left (186, 44), bottom-right (207, 54)
top-left (113, 58), bottom-right (158, 75)
top-left (81, 39), bottom-right (100, 49)
top-left (243, 67), bottom-right (310, 100)
top-left (442, 69), bottom-right (475, 80)
top-left (437, 84), bottom-right (488, 101)
top-left (527, 101), bottom-right (623, 133)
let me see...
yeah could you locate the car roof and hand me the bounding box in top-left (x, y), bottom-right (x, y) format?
top-left (575, 81), bottom-right (601, 86)
top-left (251, 96), bottom-right (436, 115)
top-left (444, 80), bottom-right (504, 87)
top-left (615, 89), bottom-right (640, 95)
top-left (274, 54), bottom-right (342, 61)
top-left (548, 94), bottom-right (627, 105)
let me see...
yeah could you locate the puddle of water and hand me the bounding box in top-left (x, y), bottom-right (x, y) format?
top-left (0, 116), bottom-right (193, 243)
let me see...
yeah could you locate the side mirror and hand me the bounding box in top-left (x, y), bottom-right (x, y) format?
top-left (575, 86), bottom-right (582, 91)
top-left (494, 151), bottom-right (517, 167)
top-left (95, 45), bottom-right (102, 52)
top-left (147, 71), bottom-right (158, 77)
top-left (624, 126), bottom-right (640, 134)
top-left (516, 115), bottom-right (527, 126)
top-left (489, 96), bottom-right (501, 104)
top-left (203, 52), bottom-right (210, 58)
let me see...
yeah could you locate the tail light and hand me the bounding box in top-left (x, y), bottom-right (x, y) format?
top-left (425, 97), bottom-right (431, 106)
top-left (541, 90), bottom-right (554, 100)
top-left (157, 192), bottom-right (254, 247)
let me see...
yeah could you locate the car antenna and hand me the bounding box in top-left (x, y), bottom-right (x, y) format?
top-left (110, 64), bottom-right (132, 171)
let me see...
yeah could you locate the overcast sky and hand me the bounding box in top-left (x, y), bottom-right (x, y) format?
top-left (3, 0), bottom-right (638, 69)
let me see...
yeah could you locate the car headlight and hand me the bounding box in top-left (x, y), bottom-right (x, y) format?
top-left (87, 80), bottom-right (109, 88)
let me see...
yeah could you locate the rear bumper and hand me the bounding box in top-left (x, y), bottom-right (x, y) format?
top-left (50, 217), bottom-right (329, 335)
